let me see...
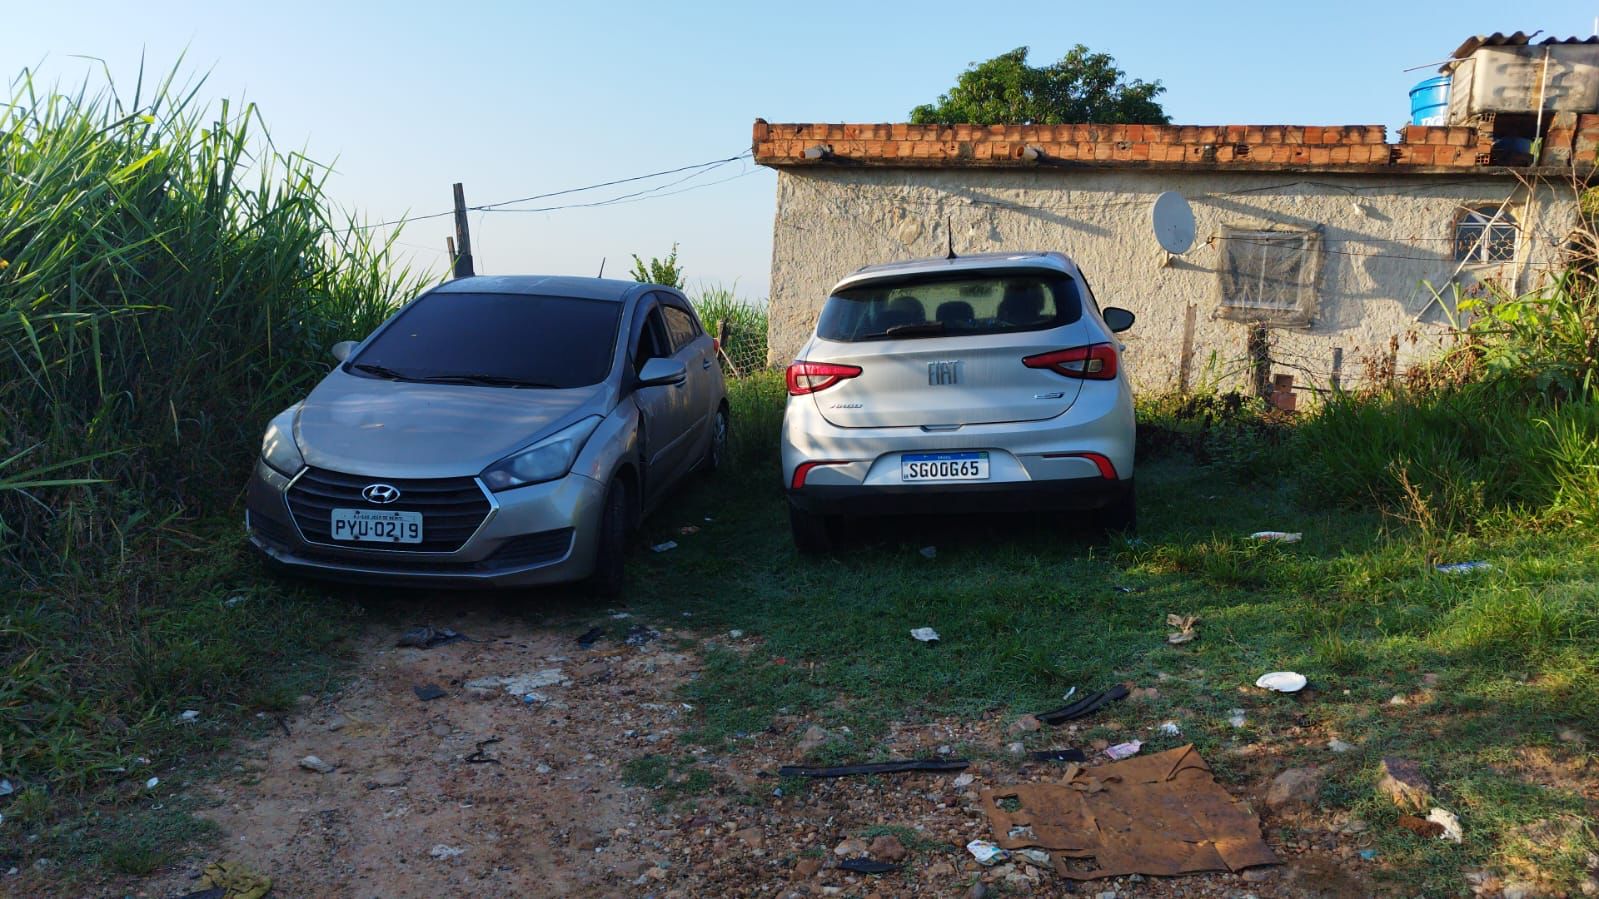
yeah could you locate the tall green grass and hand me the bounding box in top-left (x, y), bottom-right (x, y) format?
top-left (690, 282), bottom-right (768, 373)
top-left (0, 65), bottom-right (430, 569)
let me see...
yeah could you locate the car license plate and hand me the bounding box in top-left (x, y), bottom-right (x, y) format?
top-left (330, 508), bottom-right (423, 544)
top-left (901, 451), bottom-right (989, 482)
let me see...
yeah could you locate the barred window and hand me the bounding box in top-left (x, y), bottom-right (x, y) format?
top-left (1217, 227), bottom-right (1322, 327)
top-left (1453, 206), bottom-right (1516, 263)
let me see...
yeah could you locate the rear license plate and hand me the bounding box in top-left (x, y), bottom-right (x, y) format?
top-left (901, 451), bottom-right (989, 482)
top-left (330, 508), bottom-right (423, 544)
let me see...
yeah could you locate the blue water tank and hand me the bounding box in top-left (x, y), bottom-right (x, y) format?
top-left (1409, 76), bottom-right (1451, 126)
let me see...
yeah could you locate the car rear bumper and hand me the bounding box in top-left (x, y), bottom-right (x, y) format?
top-left (244, 460), bottom-right (606, 588)
top-left (788, 476), bottom-right (1131, 516)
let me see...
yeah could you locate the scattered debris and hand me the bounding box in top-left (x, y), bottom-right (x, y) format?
top-left (144, 776), bottom-right (160, 790)
top-left (298, 756), bottom-right (335, 774)
top-left (1255, 671), bottom-right (1307, 693)
top-left (1113, 585), bottom-right (1146, 594)
top-left (1036, 684), bottom-right (1129, 725)
top-left (954, 772), bottom-right (977, 788)
top-left (776, 758), bottom-right (969, 778)
top-left (1387, 694), bottom-right (1409, 706)
top-left (1008, 741), bottom-right (1026, 754)
top-left (1159, 721), bottom-right (1182, 736)
top-left (910, 626), bottom-right (940, 643)
top-left (396, 625), bottom-right (468, 649)
top-left (429, 844), bottom-right (465, 860)
top-left (650, 541), bottom-right (678, 553)
top-left (467, 668), bottom-right (571, 700)
top-left (727, 628), bottom-right (744, 639)
top-left (1228, 710), bottom-right (1248, 728)
top-left (624, 625), bottom-right (659, 647)
top-left (1358, 849), bottom-right (1377, 860)
top-left (1266, 767), bottom-right (1323, 811)
top-left (677, 525), bottom-right (700, 536)
top-left (1105, 740), bottom-right (1143, 760)
top-left (1166, 614), bottom-right (1199, 645)
top-left (1397, 814), bottom-right (1445, 838)
top-left (1435, 561), bottom-right (1492, 574)
top-left (966, 839), bottom-right (1011, 866)
top-left (1028, 749), bottom-right (1088, 763)
top-left (1250, 531), bottom-right (1302, 543)
top-left (1327, 738), bottom-right (1354, 753)
top-left (179, 709), bottom-right (200, 723)
top-left (0, 779), bottom-right (11, 797)
top-left (1427, 807), bottom-right (1463, 843)
top-left (575, 626), bottom-right (604, 648)
top-left (190, 861), bottom-right (271, 899)
top-left (979, 745), bottom-right (1277, 879)
top-left (412, 684), bottom-right (447, 702)
top-left (609, 611), bottom-right (632, 619)
top-left (464, 737), bottom-right (503, 765)
top-left (223, 594), bottom-right (248, 608)
top-left (1377, 757), bottom-right (1432, 812)
top-left (920, 546), bottom-right (937, 559)
top-left (839, 858), bottom-right (900, 874)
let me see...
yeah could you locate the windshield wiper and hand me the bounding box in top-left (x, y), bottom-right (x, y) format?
top-left (863, 322), bottom-right (948, 339)
top-left (414, 373), bottom-right (558, 388)
top-left (350, 362), bottom-right (413, 381)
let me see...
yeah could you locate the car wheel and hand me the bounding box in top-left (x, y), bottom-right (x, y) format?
top-left (789, 501), bottom-right (837, 554)
top-left (1099, 479), bottom-right (1137, 535)
top-left (587, 476), bottom-right (631, 598)
top-left (699, 403), bottom-right (729, 474)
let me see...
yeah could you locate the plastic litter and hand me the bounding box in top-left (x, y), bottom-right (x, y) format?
top-left (223, 594), bottom-right (247, 607)
top-left (1166, 613), bottom-right (1198, 645)
top-left (413, 684), bottom-right (447, 701)
top-left (650, 541), bottom-right (678, 553)
top-left (677, 525), bottom-right (700, 535)
top-left (1250, 531), bottom-right (1302, 543)
top-left (910, 627), bottom-right (940, 643)
top-left (1105, 740), bottom-right (1143, 760)
top-left (919, 546), bottom-right (937, 559)
top-left (1228, 709), bottom-right (1247, 727)
top-left (1255, 671), bottom-right (1308, 693)
top-left (429, 844), bottom-right (465, 860)
top-left (966, 839), bottom-right (1011, 866)
top-left (839, 858), bottom-right (900, 874)
top-left (1358, 849), bottom-right (1378, 860)
top-left (624, 625), bottom-right (659, 647)
top-left (144, 776), bottom-right (160, 789)
top-left (179, 710), bottom-right (200, 723)
top-left (1160, 721), bottom-right (1182, 736)
top-left (0, 779), bottom-right (11, 797)
top-left (1327, 738), bottom-right (1354, 753)
top-left (1427, 807), bottom-right (1463, 843)
top-left (1435, 561), bottom-right (1492, 574)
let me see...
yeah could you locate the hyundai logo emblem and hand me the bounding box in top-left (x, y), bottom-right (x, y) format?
top-left (361, 483), bottom-right (402, 504)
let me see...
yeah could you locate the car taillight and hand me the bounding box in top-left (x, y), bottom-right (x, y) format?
top-left (786, 361), bottom-right (862, 395)
top-left (1023, 343), bottom-right (1118, 380)
top-left (791, 460), bottom-right (847, 489)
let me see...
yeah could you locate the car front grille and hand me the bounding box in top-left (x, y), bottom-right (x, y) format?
top-left (285, 467), bottom-right (492, 554)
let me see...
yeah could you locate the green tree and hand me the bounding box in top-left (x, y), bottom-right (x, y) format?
top-left (910, 46), bottom-right (1168, 125)
top-left (630, 243), bottom-right (685, 289)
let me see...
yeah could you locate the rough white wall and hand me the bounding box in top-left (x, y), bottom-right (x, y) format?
top-left (766, 167), bottom-right (1576, 393)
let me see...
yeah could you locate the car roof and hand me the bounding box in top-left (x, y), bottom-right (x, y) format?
top-left (833, 251), bottom-right (1078, 292)
top-left (431, 275), bottom-right (653, 302)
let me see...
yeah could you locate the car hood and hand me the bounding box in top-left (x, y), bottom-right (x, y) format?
top-left (294, 370), bottom-right (608, 478)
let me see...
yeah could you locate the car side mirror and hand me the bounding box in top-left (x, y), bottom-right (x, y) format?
top-left (330, 340), bottom-right (358, 363)
top-left (1103, 307), bottom-right (1136, 333)
top-left (636, 357), bottom-right (687, 388)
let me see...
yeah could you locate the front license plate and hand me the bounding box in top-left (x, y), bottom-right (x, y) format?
top-left (901, 451), bottom-right (989, 482)
top-left (330, 508), bottom-right (423, 544)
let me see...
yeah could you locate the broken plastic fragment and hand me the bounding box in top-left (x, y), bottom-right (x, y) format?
top-left (179, 710), bottom-right (199, 723)
top-left (1250, 531), bottom-right (1302, 543)
top-left (1255, 671), bottom-right (1307, 693)
top-left (1166, 613), bottom-right (1199, 645)
top-left (1160, 721), bottom-right (1181, 736)
top-left (144, 776), bottom-right (159, 789)
top-left (651, 541), bottom-right (678, 553)
top-left (910, 627), bottom-right (940, 643)
top-left (1427, 807), bottom-right (1463, 843)
top-left (1228, 709), bottom-right (1247, 727)
top-left (966, 839), bottom-right (1010, 866)
top-left (1105, 740), bottom-right (1143, 760)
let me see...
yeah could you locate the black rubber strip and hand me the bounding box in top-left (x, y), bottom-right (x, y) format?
top-left (1035, 684), bottom-right (1129, 726)
top-left (776, 759), bottom-right (969, 778)
top-left (840, 859), bottom-right (901, 874)
top-left (1028, 748), bottom-right (1089, 762)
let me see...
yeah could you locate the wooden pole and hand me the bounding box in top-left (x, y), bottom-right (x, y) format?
top-left (1330, 347), bottom-right (1343, 393)
top-left (451, 183), bottom-right (475, 278)
top-left (446, 235), bottom-right (457, 270)
top-left (1177, 303), bottom-right (1196, 393)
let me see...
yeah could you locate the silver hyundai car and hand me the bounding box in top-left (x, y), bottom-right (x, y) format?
top-left (245, 275), bottom-right (727, 595)
top-left (780, 252), bottom-right (1136, 551)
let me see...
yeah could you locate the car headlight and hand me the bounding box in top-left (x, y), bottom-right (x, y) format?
top-left (481, 416), bottom-right (603, 491)
top-left (260, 407), bottom-right (305, 477)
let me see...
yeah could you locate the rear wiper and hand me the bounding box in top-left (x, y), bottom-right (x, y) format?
top-left (350, 362), bottom-right (412, 381)
top-left (871, 322), bottom-right (947, 338)
top-left (414, 373), bottom-right (557, 388)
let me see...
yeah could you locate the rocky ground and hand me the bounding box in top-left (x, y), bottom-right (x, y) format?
top-left (119, 608), bottom-right (1389, 899)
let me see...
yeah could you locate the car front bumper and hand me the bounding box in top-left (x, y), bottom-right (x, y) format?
top-left (244, 460), bottom-right (606, 588)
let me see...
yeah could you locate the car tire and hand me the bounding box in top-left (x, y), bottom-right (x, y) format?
top-left (587, 476), bottom-right (631, 598)
top-left (789, 502), bottom-right (837, 554)
top-left (1099, 479), bottom-right (1137, 535)
top-left (699, 403), bottom-right (729, 475)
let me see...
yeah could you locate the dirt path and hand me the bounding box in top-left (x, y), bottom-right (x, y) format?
top-left (135, 609), bottom-right (1374, 899)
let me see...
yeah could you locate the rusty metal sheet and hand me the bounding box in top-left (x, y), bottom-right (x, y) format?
top-left (978, 744), bottom-right (1277, 880)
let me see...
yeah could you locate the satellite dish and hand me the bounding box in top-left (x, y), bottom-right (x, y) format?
top-left (1151, 191), bottom-right (1196, 255)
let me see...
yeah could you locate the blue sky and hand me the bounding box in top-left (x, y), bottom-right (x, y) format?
top-left (5, 1), bottom-right (1595, 296)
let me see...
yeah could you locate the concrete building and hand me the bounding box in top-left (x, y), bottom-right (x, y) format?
top-left (754, 117), bottom-right (1595, 395)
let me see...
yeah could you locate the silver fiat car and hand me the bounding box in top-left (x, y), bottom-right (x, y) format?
top-left (780, 252), bottom-right (1136, 551)
top-left (245, 275), bottom-right (727, 595)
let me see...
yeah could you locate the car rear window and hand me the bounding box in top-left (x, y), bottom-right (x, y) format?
top-left (815, 270), bottom-right (1083, 342)
top-left (350, 292), bottom-right (621, 388)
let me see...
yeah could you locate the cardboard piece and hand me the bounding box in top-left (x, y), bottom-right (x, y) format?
top-left (979, 744), bottom-right (1277, 880)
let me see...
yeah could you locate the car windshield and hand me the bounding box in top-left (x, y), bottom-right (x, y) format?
top-left (349, 292), bottom-right (622, 388)
top-left (816, 270), bottom-right (1083, 342)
